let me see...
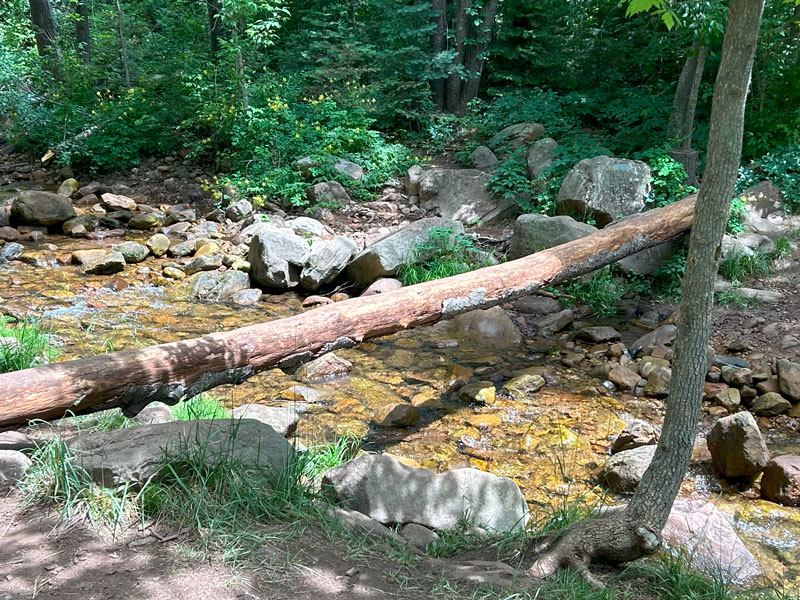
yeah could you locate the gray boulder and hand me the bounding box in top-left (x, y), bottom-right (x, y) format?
top-left (230, 404), bottom-right (300, 437)
top-left (469, 146), bottom-right (499, 170)
top-left (0, 242), bottom-right (23, 262)
top-left (347, 217), bottom-right (464, 285)
top-left (617, 238), bottom-right (682, 276)
top-left (556, 156), bottom-right (651, 227)
top-left (508, 213), bottom-right (596, 259)
top-left (306, 181), bottom-right (351, 206)
top-left (67, 420), bottom-right (294, 487)
top-left (776, 358), bottom-right (800, 402)
top-left (513, 295), bottom-right (561, 315)
top-left (288, 216), bottom-right (327, 238)
top-left (301, 236), bottom-right (357, 291)
top-left (132, 402), bottom-right (175, 425)
top-left (526, 137), bottom-right (557, 179)
top-left (450, 306), bottom-right (522, 346)
top-left (0, 449), bottom-right (31, 490)
top-left (418, 169), bottom-right (514, 225)
top-left (100, 193), bottom-right (137, 211)
top-left (248, 227), bottom-right (310, 288)
top-left (170, 270), bottom-right (250, 302)
top-left (226, 199), bottom-right (253, 222)
top-left (631, 325), bottom-right (677, 357)
top-left (405, 165), bottom-right (424, 196)
top-left (611, 420), bottom-right (659, 454)
top-left (601, 445), bottom-right (656, 493)
top-left (0, 431), bottom-right (37, 451)
top-left (706, 412), bottom-right (769, 480)
top-left (11, 190), bottom-right (76, 227)
top-left (489, 123), bottom-right (546, 150)
top-left (333, 157), bottom-right (364, 180)
top-left (322, 454), bottom-right (529, 532)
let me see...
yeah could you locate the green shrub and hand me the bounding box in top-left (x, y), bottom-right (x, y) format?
top-left (738, 144), bottom-right (800, 213)
top-left (635, 147), bottom-right (698, 208)
top-left (562, 268), bottom-right (624, 317)
top-left (0, 317), bottom-right (58, 373)
top-left (397, 227), bottom-right (493, 286)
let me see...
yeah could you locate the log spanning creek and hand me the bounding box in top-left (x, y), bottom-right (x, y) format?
top-left (2, 229), bottom-right (800, 589)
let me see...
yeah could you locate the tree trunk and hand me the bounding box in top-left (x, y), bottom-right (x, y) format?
top-left (431, 0), bottom-right (448, 111)
top-left (74, 1), bottom-right (91, 65)
top-left (461, 0), bottom-right (499, 108)
top-left (0, 195), bottom-right (696, 429)
top-left (236, 49), bottom-right (248, 110)
top-left (445, 0), bottom-right (470, 115)
top-left (207, 0), bottom-right (225, 60)
top-left (667, 40), bottom-right (706, 187)
top-left (28, 0), bottom-right (61, 76)
top-left (115, 0), bottom-right (132, 87)
top-left (526, 0), bottom-right (764, 584)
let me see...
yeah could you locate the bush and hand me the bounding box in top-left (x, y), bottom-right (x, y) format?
top-left (738, 144), bottom-right (800, 213)
top-left (562, 268), bottom-right (624, 317)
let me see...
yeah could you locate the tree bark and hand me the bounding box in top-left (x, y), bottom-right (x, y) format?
top-left (75, 1), bottom-right (91, 65)
top-left (667, 40), bottom-right (706, 187)
top-left (0, 195), bottom-right (696, 429)
top-left (207, 0), bottom-right (226, 60)
top-left (526, 0), bottom-right (764, 584)
top-left (445, 0), bottom-right (470, 115)
top-left (462, 0), bottom-right (499, 108)
top-left (115, 0), bottom-right (132, 87)
top-left (431, 0), bottom-right (448, 111)
top-left (28, 0), bottom-right (61, 76)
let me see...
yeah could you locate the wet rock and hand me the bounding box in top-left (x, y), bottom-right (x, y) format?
top-left (113, 241), bottom-right (150, 264)
top-left (489, 122), bottom-right (546, 149)
top-left (184, 254), bottom-right (223, 275)
top-left (129, 212), bottom-right (161, 230)
top-left (513, 295), bottom-right (560, 315)
top-left (644, 365), bottom-right (671, 398)
top-left (401, 523), bottom-right (440, 548)
top-left (0, 242), bottom-right (23, 262)
top-left (608, 364), bottom-right (640, 390)
top-left (556, 156), bottom-right (651, 227)
top-left (132, 402), bottom-right (175, 425)
top-left (296, 353), bottom-right (352, 382)
top-left (171, 270), bottom-right (250, 301)
top-left (62, 215), bottom-right (95, 237)
top-left (100, 193), bottom-right (137, 211)
top-left (67, 420), bottom-right (293, 487)
top-left (418, 168), bottom-right (514, 224)
top-left (231, 288), bottom-right (263, 305)
top-left (347, 217), bottom-right (464, 285)
top-left (306, 181), bottom-right (351, 206)
top-left (536, 309), bottom-right (574, 336)
top-left (322, 454), bottom-right (529, 532)
top-left (501, 374), bottom-right (545, 400)
top-left (576, 326), bottom-right (621, 343)
top-left (526, 137), bottom-right (557, 179)
top-left (375, 403), bottom-right (420, 428)
top-left (630, 325), bottom-right (676, 357)
top-left (751, 392), bottom-right (791, 417)
top-left (360, 277), bottom-right (403, 296)
top-left (281, 385), bottom-right (328, 403)
top-left (225, 199), bottom-right (253, 222)
top-left (0, 449), bottom-right (32, 490)
top-left (146, 233), bottom-right (170, 257)
top-left (11, 190), bottom-right (76, 227)
top-left (57, 178), bottom-right (80, 198)
top-left (230, 404), bottom-right (300, 437)
top-left (168, 239), bottom-right (196, 258)
top-left (457, 381), bottom-right (496, 405)
top-left (81, 250), bottom-right (126, 275)
top-left (469, 145), bottom-right (499, 170)
top-left (761, 455), bottom-right (800, 506)
top-left (405, 165), bottom-right (424, 196)
top-left (706, 412), bottom-right (769, 480)
top-left (301, 236), bottom-right (357, 291)
top-left (776, 358), bottom-right (800, 402)
top-left (451, 306), bottom-right (522, 346)
top-left (601, 445), bottom-right (656, 493)
top-left (288, 216), bottom-right (327, 238)
top-left (713, 355), bottom-right (749, 369)
top-left (508, 213), bottom-right (596, 259)
top-left (163, 266), bottom-right (185, 279)
top-left (611, 420), bottom-right (659, 453)
top-left (248, 226), bottom-right (310, 288)
top-left (0, 226), bottom-right (20, 241)
top-left (0, 431), bottom-right (36, 451)
top-left (714, 388), bottom-right (741, 412)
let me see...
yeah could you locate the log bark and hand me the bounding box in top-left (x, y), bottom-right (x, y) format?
top-left (0, 196), bottom-right (696, 429)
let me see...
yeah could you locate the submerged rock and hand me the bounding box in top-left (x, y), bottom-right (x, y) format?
top-left (451, 306), bottom-right (522, 346)
top-left (296, 353), bottom-right (352, 382)
top-left (170, 270), bottom-right (250, 302)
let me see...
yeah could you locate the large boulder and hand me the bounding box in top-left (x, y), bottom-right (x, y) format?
top-left (418, 168), bottom-right (514, 224)
top-left (526, 137), bottom-right (557, 179)
top-left (322, 454), bottom-right (529, 532)
top-left (248, 226), bottom-right (310, 288)
top-left (761, 455), bottom-right (800, 507)
top-left (469, 146), bottom-right (499, 170)
top-left (67, 420), bottom-right (294, 487)
top-left (306, 181), bottom-right (351, 206)
top-left (489, 123), bottom-right (546, 150)
top-left (556, 156), bottom-right (651, 227)
top-left (300, 236), bottom-right (357, 291)
top-left (738, 182), bottom-right (786, 237)
top-left (10, 190), bottom-right (76, 227)
top-left (706, 412), bottom-right (769, 480)
top-left (347, 217), bottom-right (464, 285)
top-left (508, 213), bottom-right (596, 259)
top-left (630, 325), bottom-right (677, 357)
top-left (450, 306), bottom-right (522, 346)
top-left (170, 270), bottom-right (250, 302)
top-left (601, 445), bottom-right (656, 493)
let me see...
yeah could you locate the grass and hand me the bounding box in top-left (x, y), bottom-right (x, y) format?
top-left (397, 227), bottom-right (494, 286)
top-left (0, 316), bottom-right (59, 373)
top-left (562, 268), bottom-right (625, 317)
top-left (75, 408), bottom-right (134, 432)
top-left (718, 248), bottom-right (773, 284)
top-left (171, 394), bottom-right (229, 420)
top-left (716, 290), bottom-right (762, 308)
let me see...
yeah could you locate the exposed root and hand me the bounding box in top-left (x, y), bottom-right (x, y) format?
top-left (434, 559), bottom-right (535, 589)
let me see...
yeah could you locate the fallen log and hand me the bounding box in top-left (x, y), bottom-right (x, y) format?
top-left (0, 195), bottom-right (696, 428)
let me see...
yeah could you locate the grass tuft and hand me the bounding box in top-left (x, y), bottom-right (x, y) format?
top-left (716, 290), bottom-right (762, 308)
top-left (172, 394), bottom-right (229, 420)
top-left (562, 268), bottom-right (624, 317)
top-left (0, 316), bottom-right (59, 373)
top-left (397, 227), bottom-right (494, 286)
top-left (718, 248), bottom-right (772, 284)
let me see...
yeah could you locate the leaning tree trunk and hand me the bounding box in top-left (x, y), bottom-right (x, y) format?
top-left (527, 0), bottom-right (765, 585)
top-left (431, 0), bottom-right (448, 111)
top-left (28, 0), bottom-right (62, 77)
top-left (667, 40), bottom-right (706, 188)
top-left (0, 195), bottom-right (696, 429)
top-left (74, 1), bottom-right (91, 65)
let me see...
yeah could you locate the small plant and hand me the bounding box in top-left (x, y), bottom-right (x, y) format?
top-left (716, 290), bottom-right (761, 308)
top-left (629, 551), bottom-right (732, 600)
top-left (636, 147), bottom-right (698, 208)
top-left (397, 227), bottom-right (493, 286)
top-left (718, 248), bottom-right (772, 284)
top-left (172, 394), bottom-right (229, 420)
top-left (727, 195), bottom-right (750, 234)
top-left (0, 317), bottom-right (59, 373)
top-left (302, 434), bottom-right (361, 481)
top-left (425, 517), bottom-right (486, 558)
top-left (562, 268), bottom-right (624, 317)
top-left (76, 409), bottom-right (133, 432)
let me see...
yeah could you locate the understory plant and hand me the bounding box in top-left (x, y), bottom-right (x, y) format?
top-left (562, 268), bottom-right (625, 317)
top-left (397, 227), bottom-right (494, 286)
top-left (172, 394), bottom-right (229, 420)
top-left (0, 316), bottom-right (58, 373)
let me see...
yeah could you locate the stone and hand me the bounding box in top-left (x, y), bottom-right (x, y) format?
top-left (457, 381), bottom-right (496, 405)
top-left (575, 326), bottom-right (621, 343)
top-left (146, 233), bottom-right (170, 257)
top-left (113, 241), bottom-right (150, 264)
top-left (62, 215), bottom-right (95, 237)
top-left (761, 455), bottom-right (800, 506)
top-left (630, 325), bottom-right (677, 357)
top-left (611, 420), bottom-right (659, 453)
top-left (401, 523), bottom-right (440, 548)
top-left (306, 181), bottom-right (351, 206)
top-left (526, 137), bottom-right (557, 179)
top-left (248, 226), bottom-right (310, 288)
top-left (163, 208), bottom-right (196, 226)
top-left (168, 239), bottom-right (197, 258)
top-left (296, 353), bottom-right (352, 382)
top-left (231, 288), bottom-right (263, 305)
top-left (751, 392), bottom-right (791, 417)
top-left (501, 374), bottom-right (545, 399)
top-left (100, 193), bottom-right (137, 211)
top-left (288, 216), bottom-right (327, 238)
top-left (11, 190), bottom-right (76, 227)
top-left (170, 270), bottom-right (250, 302)
top-left (226, 199), bottom-right (253, 222)
top-left (0, 449), bottom-right (32, 490)
top-left (608, 365), bottom-right (640, 390)
top-left (360, 277), bottom-right (403, 296)
top-left (325, 506), bottom-right (403, 543)
top-left (639, 357), bottom-right (670, 378)
top-left (375, 403), bottom-right (420, 428)
top-left (132, 402), bottom-right (175, 425)
top-left (76, 182), bottom-right (101, 198)
top-left (230, 404), bottom-right (300, 437)
top-left (82, 251), bottom-right (126, 275)
top-left (776, 358), bottom-right (800, 402)
top-left (451, 306), bottom-right (522, 345)
top-left (322, 454), bottom-right (529, 532)
top-left (281, 385), bottom-right (328, 403)
top-left (508, 213), bottom-right (597, 259)
top-left (736, 288), bottom-right (783, 303)
top-left (643, 365), bottom-right (671, 398)
top-left (57, 178), bottom-right (80, 198)
top-left (418, 168), bottom-right (514, 224)
top-left (556, 156), bottom-right (651, 227)
top-left (617, 239), bottom-right (682, 276)
top-left (714, 388), bottom-right (741, 412)
top-left (405, 165), bottom-right (424, 196)
top-left (469, 145), bottom-right (499, 170)
top-left (601, 445), bottom-right (656, 493)
top-left (300, 236), bottom-right (357, 291)
top-left (0, 431), bottom-right (36, 451)
top-left (0, 242), bottom-right (23, 262)
top-left (184, 254), bottom-right (223, 275)
top-left (347, 217), bottom-right (464, 285)
top-left (706, 412), bottom-right (769, 480)
top-left (163, 266), bottom-right (185, 279)
top-left (513, 295), bottom-right (560, 315)
top-left (67, 420), bottom-right (294, 487)
top-left (333, 157), bottom-right (364, 180)
top-left (0, 226), bottom-right (20, 241)
top-left (489, 122), bottom-right (546, 149)
top-left (128, 212), bottom-right (161, 230)
top-left (195, 242), bottom-right (220, 257)
top-left (661, 499), bottom-right (763, 585)
top-left (536, 309), bottom-right (574, 336)
top-left (721, 366), bottom-right (752, 387)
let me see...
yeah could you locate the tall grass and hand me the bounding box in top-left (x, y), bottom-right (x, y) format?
top-left (171, 394), bottom-right (229, 420)
top-left (718, 248), bottom-right (772, 283)
top-left (0, 316), bottom-right (58, 373)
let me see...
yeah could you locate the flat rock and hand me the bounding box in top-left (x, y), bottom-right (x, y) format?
top-left (322, 454), bottom-right (529, 532)
top-left (576, 326), bottom-right (621, 343)
top-left (536, 309), bottom-right (573, 336)
top-left (401, 523), bottom-right (440, 548)
top-left (501, 374), bottom-right (545, 399)
top-left (0, 431), bottom-right (37, 451)
top-left (230, 404), bottom-right (300, 437)
top-left (752, 392), bottom-right (791, 416)
top-left (100, 193), bottom-right (137, 211)
top-left (706, 412), bottom-right (769, 480)
top-left (513, 295), bottom-right (561, 315)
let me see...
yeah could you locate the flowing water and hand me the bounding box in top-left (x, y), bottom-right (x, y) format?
top-left (2, 190), bottom-right (799, 587)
